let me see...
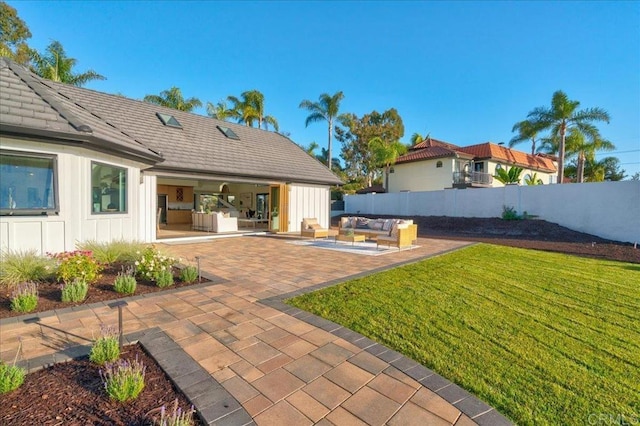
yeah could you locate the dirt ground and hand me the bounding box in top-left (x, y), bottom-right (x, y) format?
top-left (334, 215), bottom-right (640, 264)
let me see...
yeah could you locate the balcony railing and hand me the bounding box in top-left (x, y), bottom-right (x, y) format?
top-left (453, 171), bottom-right (494, 186)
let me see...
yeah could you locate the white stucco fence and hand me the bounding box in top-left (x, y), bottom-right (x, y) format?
top-left (344, 181), bottom-right (640, 244)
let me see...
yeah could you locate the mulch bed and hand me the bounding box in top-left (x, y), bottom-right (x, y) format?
top-left (333, 215), bottom-right (640, 264)
top-left (0, 343), bottom-right (203, 426)
top-left (0, 264), bottom-right (210, 320)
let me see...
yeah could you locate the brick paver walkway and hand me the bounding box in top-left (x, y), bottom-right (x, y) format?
top-left (0, 235), bottom-right (510, 425)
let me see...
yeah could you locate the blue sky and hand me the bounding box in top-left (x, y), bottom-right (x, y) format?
top-left (11, 1), bottom-right (640, 177)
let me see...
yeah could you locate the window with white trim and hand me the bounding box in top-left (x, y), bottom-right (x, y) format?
top-left (0, 150), bottom-right (58, 215)
top-left (91, 162), bottom-right (127, 213)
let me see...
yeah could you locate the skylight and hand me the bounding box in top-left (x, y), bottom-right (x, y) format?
top-left (217, 125), bottom-right (240, 140)
top-left (156, 112), bottom-right (182, 129)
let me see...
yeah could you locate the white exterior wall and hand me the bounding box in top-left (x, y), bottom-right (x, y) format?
top-left (288, 184), bottom-right (331, 232)
top-left (1, 137), bottom-right (146, 254)
top-left (487, 160), bottom-right (556, 187)
top-left (345, 181), bottom-right (640, 243)
top-left (389, 158), bottom-right (454, 192)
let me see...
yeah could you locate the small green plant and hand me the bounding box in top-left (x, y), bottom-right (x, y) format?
top-left (100, 356), bottom-right (146, 402)
top-left (135, 247), bottom-right (176, 281)
top-left (156, 399), bottom-right (196, 426)
top-left (155, 270), bottom-right (174, 288)
top-left (60, 278), bottom-right (89, 303)
top-left (52, 250), bottom-right (103, 284)
top-left (113, 266), bottom-right (137, 295)
top-left (501, 205), bottom-right (521, 221)
top-left (344, 229), bottom-right (355, 237)
top-left (0, 339), bottom-right (25, 394)
top-left (90, 325), bottom-right (120, 365)
top-left (179, 266), bottom-right (198, 284)
top-left (10, 282), bottom-right (38, 313)
top-left (77, 240), bottom-right (148, 265)
top-left (0, 249), bottom-right (56, 287)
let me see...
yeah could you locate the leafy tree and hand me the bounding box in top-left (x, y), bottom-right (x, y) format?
top-left (143, 87), bottom-right (202, 112)
top-left (227, 90), bottom-right (279, 131)
top-left (316, 147), bottom-right (342, 171)
top-left (0, 1), bottom-right (31, 64)
top-left (368, 137), bottom-right (407, 190)
top-left (494, 166), bottom-right (523, 185)
top-left (206, 99), bottom-right (234, 121)
top-left (509, 120), bottom-right (543, 155)
top-left (335, 108), bottom-right (404, 187)
top-left (299, 91), bottom-right (346, 170)
top-left (566, 157), bottom-right (625, 182)
top-left (524, 172), bottom-right (543, 185)
top-left (30, 41), bottom-right (105, 87)
top-left (525, 90), bottom-right (610, 184)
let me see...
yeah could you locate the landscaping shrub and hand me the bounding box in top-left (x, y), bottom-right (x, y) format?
top-left (90, 325), bottom-right (120, 365)
top-left (179, 266), bottom-right (198, 284)
top-left (155, 270), bottom-right (174, 288)
top-left (501, 205), bottom-right (521, 221)
top-left (157, 399), bottom-right (195, 426)
top-left (77, 240), bottom-right (147, 265)
top-left (0, 340), bottom-right (25, 394)
top-left (0, 249), bottom-right (56, 287)
top-left (10, 282), bottom-right (38, 313)
top-left (100, 357), bottom-right (146, 402)
top-left (135, 247), bottom-right (176, 281)
top-left (113, 265), bottom-right (137, 295)
top-left (52, 250), bottom-right (103, 284)
top-left (60, 278), bottom-right (89, 303)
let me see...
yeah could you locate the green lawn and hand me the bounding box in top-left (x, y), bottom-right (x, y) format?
top-left (287, 244), bottom-right (640, 425)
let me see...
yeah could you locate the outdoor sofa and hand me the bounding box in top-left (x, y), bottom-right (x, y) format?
top-left (339, 216), bottom-right (418, 249)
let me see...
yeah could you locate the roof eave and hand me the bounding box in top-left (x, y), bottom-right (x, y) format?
top-left (0, 124), bottom-right (164, 165)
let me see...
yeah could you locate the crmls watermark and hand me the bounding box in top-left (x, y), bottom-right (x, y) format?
top-left (587, 413), bottom-right (639, 425)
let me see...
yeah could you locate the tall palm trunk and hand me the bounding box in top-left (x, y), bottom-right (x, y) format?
top-left (327, 118), bottom-right (333, 171)
top-left (558, 121), bottom-right (566, 184)
top-left (577, 151), bottom-right (586, 183)
top-left (531, 138), bottom-right (536, 156)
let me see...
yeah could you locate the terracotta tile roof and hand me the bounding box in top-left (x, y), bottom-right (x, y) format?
top-left (457, 142), bottom-right (556, 172)
top-left (397, 137), bottom-right (471, 164)
top-left (411, 137), bottom-right (460, 150)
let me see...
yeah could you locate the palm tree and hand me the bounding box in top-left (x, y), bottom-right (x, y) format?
top-left (509, 120), bottom-right (541, 155)
top-left (526, 90), bottom-right (610, 184)
top-left (564, 127), bottom-right (615, 183)
top-left (299, 91), bottom-right (345, 171)
top-left (304, 141), bottom-right (319, 156)
top-left (143, 87), bottom-right (202, 112)
top-left (206, 99), bottom-right (235, 121)
top-left (29, 41), bottom-right (105, 87)
top-left (368, 136), bottom-right (407, 190)
top-left (410, 132), bottom-right (429, 146)
top-left (227, 90), bottom-right (279, 131)
top-left (524, 173), bottom-right (543, 185)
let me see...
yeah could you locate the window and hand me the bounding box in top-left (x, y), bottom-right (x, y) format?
top-left (217, 125), bottom-right (240, 140)
top-left (474, 162), bottom-right (484, 172)
top-left (0, 151), bottom-right (58, 215)
top-left (156, 112), bottom-right (182, 128)
top-left (436, 161), bottom-right (443, 168)
top-left (495, 164), bottom-right (502, 171)
top-left (92, 162), bottom-right (127, 213)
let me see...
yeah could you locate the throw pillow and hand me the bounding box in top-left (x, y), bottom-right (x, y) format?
top-left (349, 217), bottom-right (358, 228)
top-left (371, 220), bottom-right (384, 230)
top-left (341, 217), bottom-right (351, 229)
top-left (388, 219), bottom-right (398, 236)
top-left (310, 223), bottom-right (322, 230)
top-left (390, 222), bottom-right (399, 238)
top-left (382, 219), bottom-right (392, 232)
top-left (356, 218), bottom-right (370, 229)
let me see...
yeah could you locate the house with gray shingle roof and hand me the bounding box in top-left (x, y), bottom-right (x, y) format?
top-left (0, 58), bottom-right (341, 253)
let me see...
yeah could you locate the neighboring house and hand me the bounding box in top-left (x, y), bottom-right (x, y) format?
top-left (0, 58), bottom-right (341, 254)
top-left (389, 137), bottom-right (557, 192)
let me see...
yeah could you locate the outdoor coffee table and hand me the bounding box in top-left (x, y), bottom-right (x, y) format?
top-left (335, 233), bottom-right (366, 245)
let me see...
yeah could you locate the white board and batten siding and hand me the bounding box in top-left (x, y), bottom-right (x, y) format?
top-left (288, 184), bottom-right (331, 232)
top-left (0, 137), bottom-right (146, 255)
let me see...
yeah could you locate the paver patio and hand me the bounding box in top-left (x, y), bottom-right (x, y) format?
top-left (0, 235), bottom-right (511, 425)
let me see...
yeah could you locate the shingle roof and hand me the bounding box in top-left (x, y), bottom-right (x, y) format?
top-left (457, 142), bottom-right (556, 172)
top-left (0, 58), bottom-right (163, 164)
top-left (0, 58), bottom-right (342, 185)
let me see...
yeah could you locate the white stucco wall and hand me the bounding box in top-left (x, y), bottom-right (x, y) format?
top-left (487, 161), bottom-right (556, 187)
top-left (344, 181), bottom-right (640, 243)
top-left (288, 184), bottom-right (331, 231)
top-left (1, 137), bottom-right (147, 255)
top-left (389, 158), bottom-right (455, 192)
